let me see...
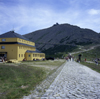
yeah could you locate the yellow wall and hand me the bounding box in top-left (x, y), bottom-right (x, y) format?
top-left (0, 44), bottom-right (38, 61)
top-left (0, 38), bottom-right (17, 42)
top-left (17, 38), bottom-right (35, 46)
top-left (0, 44), bottom-right (18, 60)
top-left (33, 53), bottom-right (45, 60)
top-left (0, 38), bottom-right (45, 61)
top-left (26, 53), bottom-right (45, 60)
top-left (17, 44), bottom-right (36, 61)
top-left (0, 38), bottom-right (35, 46)
top-left (25, 53), bottom-right (32, 60)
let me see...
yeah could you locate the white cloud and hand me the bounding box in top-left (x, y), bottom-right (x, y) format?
top-left (0, 1), bottom-right (100, 34)
top-left (0, 4), bottom-right (81, 34)
top-left (88, 9), bottom-right (100, 15)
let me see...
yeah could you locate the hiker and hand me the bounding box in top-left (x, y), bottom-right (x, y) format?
top-left (95, 59), bottom-right (98, 65)
top-left (78, 54), bottom-right (82, 62)
top-left (66, 57), bottom-right (68, 61)
top-left (77, 59), bottom-right (79, 62)
top-left (72, 56), bottom-right (74, 61)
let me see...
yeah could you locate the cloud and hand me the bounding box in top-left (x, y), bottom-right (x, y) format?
top-left (0, 0), bottom-right (100, 35)
top-left (0, 3), bottom-right (81, 34)
top-left (88, 9), bottom-right (100, 15)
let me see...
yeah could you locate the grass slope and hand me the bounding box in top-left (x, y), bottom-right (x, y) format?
top-left (81, 61), bottom-right (100, 73)
top-left (73, 46), bottom-right (100, 73)
top-left (0, 60), bottom-right (65, 99)
top-left (0, 64), bottom-right (46, 99)
top-left (43, 45), bottom-right (77, 58)
top-left (73, 46), bottom-right (100, 61)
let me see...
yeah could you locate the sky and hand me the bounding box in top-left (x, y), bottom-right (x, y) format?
top-left (0, 0), bottom-right (100, 35)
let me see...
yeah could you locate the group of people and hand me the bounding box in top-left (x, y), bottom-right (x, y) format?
top-left (65, 54), bottom-right (74, 61)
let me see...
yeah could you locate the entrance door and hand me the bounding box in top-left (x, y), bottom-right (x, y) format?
top-left (0, 52), bottom-right (7, 61)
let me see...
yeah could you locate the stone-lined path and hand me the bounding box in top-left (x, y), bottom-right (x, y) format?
top-left (23, 61), bottom-right (100, 99)
top-left (40, 61), bottom-right (100, 99)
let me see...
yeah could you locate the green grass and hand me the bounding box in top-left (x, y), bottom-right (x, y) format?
top-left (0, 60), bottom-right (65, 99)
top-left (81, 61), bottom-right (100, 73)
top-left (73, 46), bottom-right (100, 73)
top-left (73, 46), bottom-right (100, 61)
top-left (21, 60), bottom-right (65, 66)
top-left (0, 64), bottom-right (46, 99)
top-left (43, 45), bottom-right (78, 58)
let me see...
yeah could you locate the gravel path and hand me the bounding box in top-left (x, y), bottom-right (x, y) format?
top-left (23, 61), bottom-right (100, 99)
top-left (41, 61), bottom-right (100, 99)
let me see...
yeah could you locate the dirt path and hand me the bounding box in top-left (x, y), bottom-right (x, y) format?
top-left (70, 44), bottom-right (100, 55)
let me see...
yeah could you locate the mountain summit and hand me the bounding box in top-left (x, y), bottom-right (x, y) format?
top-left (24, 23), bottom-right (100, 50)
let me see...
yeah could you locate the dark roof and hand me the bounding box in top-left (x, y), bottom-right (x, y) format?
top-left (0, 42), bottom-right (35, 47)
top-left (0, 31), bottom-right (30, 41)
top-left (26, 49), bottom-right (43, 53)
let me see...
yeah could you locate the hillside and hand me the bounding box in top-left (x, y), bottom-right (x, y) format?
top-left (23, 23), bottom-right (100, 56)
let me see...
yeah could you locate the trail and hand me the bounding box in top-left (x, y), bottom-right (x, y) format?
top-left (70, 44), bottom-right (100, 55)
top-left (23, 61), bottom-right (100, 99)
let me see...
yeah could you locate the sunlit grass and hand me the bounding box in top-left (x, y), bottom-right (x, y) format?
top-left (21, 59), bottom-right (65, 66)
top-left (0, 60), bottom-right (65, 99)
top-left (0, 64), bottom-right (46, 99)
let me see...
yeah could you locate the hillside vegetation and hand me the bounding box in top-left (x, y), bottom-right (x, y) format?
top-left (73, 46), bottom-right (100, 61)
top-left (73, 46), bottom-right (100, 73)
top-left (23, 23), bottom-right (100, 57)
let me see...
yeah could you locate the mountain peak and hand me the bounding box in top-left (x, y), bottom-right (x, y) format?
top-left (24, 23), bottom-right (100, 51)
top-left (53, 23), bottom-right (59, 27)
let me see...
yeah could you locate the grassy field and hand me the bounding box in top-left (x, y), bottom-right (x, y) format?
top-left (73, 46), bottom-right (100, 61)
top-left (0, 60), bottom-right (65, 99)
top-left (21, 60), bottom-right (65, 66)
top-left (73, 46), bottom-right (100, 73)
top-left (81, 61), bottom-right (100, 73)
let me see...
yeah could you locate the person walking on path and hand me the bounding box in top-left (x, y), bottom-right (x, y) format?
top-left (95, 59), bottom-right (98, 65)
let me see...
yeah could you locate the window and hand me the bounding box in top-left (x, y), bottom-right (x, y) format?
top-left (1, 46), bottom-right (5, 49)
top-left (29, 55), bottom-right (30, 57)
top-left (2, 39), bottom-right (6, 42)
top-left (21, 54), bottom-right (23, 57)
top-left (19, 54), bottom-right (20, 57)
top-left (19, 39), bottom-right (21, 42)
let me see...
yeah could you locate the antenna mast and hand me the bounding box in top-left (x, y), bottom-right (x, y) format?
top-left (12, 25), bottom-right (15, 32)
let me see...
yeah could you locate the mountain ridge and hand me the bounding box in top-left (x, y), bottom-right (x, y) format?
top-left (23, 23), bottom-right (100, 56)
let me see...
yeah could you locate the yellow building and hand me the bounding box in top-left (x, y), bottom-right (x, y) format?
top-left (0, 31), bottom-right (45, 61)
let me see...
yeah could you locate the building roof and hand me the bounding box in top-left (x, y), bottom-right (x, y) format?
top-left (26, 49), bottom-right (43, 53)
top-left (0, 42), bottom-right (35, 47)
top-left (0, 31), bottom-right (30, 41)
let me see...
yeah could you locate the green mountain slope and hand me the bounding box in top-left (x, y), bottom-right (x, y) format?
top-left (23, 23), bottom-right (100, 57)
